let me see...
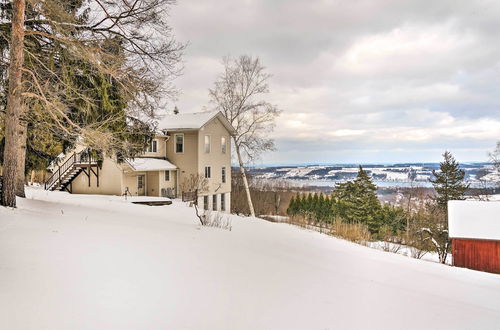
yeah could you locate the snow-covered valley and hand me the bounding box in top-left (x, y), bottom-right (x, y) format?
top-left (250, 162), bottom-right (500, 188)
top-left (1, 188), bottom-right (500, 329)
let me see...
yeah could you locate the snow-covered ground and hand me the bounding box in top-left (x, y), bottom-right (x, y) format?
top-left (1, 188), bottom-right (500, 330)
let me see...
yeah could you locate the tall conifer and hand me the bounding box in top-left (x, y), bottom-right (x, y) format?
top-left (430, 151), bottom-right (469, 210)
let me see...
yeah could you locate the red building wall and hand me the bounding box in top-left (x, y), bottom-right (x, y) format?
top-left (452, 238), bottom-right (500, 274)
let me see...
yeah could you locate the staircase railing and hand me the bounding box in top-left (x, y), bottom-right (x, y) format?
top-left (44, 149), bottom-right (96, 191)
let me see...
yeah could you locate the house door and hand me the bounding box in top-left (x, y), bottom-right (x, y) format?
top-left (137, 175), bottom-right (146, 196)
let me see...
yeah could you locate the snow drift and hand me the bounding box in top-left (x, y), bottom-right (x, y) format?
top-left (0, 188), bottom-right (499, 330)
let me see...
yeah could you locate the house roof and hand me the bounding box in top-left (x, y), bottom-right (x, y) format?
top-left (448, 201), bottom-right (500, 241)
top-left (126, 158), bottom-right (177, 171)
top-left (156, 111), bottom-right (236, 135)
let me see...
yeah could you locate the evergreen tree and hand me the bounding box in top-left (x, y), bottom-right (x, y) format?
top-left (317, 193), bottom-right (326, 221)
top-left (430, 151), bottom-right (469, 210)
top-left (0, 0), bottom-right (183, 207)
top-left (287, 195), bottom-right (296, 216)
top-left (306, 193), bottom-right (314, 214)
top-left (333, 166), bottom-right (382, 233)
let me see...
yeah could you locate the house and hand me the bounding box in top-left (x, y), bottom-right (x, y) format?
top-left (448, 200), bottom-right (500, 274)
top-left (44, 111), bottom-right (236, 213)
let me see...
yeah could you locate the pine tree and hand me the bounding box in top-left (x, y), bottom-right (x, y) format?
top-left (332, 166), bottom-right (382, 233)
top-left (317, 193), bottom-right (326, 222)
top-left (430, 151), bottom-right (469, 210)
top-left (0, 0), bottom-right (183, 207)
top-left (287, 196), bottom-right (296, 216)
top-left (306, 193), bottom-right (314, 213)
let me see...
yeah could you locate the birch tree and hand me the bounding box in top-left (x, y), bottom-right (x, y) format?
top-left (0, 0), bottom-right (184, 207)
top-left (209, 55), bottom-right (280, 217)
top-left (489, 141), bottom-right (500, 184)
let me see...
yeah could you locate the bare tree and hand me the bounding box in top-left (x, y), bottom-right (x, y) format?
top-left (209, 55), bottom-right (280, 217)
top-left (180, 173), bottom-right (209, 225)
top-left (489, 141), bottom-right (500, 184)
top-left (1, 0), bottom-right (184, 207)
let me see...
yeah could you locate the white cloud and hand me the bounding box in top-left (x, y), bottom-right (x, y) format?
top-left (169, 0), bottom-right (500, 163)
top-left (335, 21), bottom-right (477, 76)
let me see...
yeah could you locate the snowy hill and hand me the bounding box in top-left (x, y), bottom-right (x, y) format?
top-left (250, 162), bottom-right (499, 187)
top-left (1, 188), bottom-right (500, 329)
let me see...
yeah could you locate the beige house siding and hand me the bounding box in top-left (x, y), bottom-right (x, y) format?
top-left (55, 112), bottom-right (232, 213)
top-left (142, 136), bottom-right (167, 158)
top-left (159, 170), bottom-right (177, 194)
top-left (71, 157), bottom-right (122, 195)
top-left (198, 117), bottom-right (232, 196)
top-left (166, 131), bottom-right (199, 194)
top-left (197, 192), bottom-right (231, 213)
top-left (122, 171), bottom-right (141, 196)
top-left (121, 170), bottom-right (177, 197)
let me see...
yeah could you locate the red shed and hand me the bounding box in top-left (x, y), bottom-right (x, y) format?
top-left (448, 201), bottom-right (500, 274)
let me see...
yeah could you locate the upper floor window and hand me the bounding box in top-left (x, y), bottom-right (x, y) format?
top-left (148, 139), bottom-right (158, 153)
top-left (175, 134), bottom-right (184, 153)
top-left (221, 136), bottom-right (227, 154)
top-left (164, 170), bottom-right (170, 181)
top-left (204, 135), bottom-right (211, 153)
top-left (222, 166), bottom-right (226, 183)
top-left (205, 166), bottom-right (211, 179)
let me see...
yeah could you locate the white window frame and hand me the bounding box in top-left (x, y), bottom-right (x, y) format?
top-left (174, 133), bottom-right (184, 154)
top-left (205, 166), bottom-right (211, 179)
top-left (137, 174), bottom-right (146, 195)
top-left (148, 139), bottom-right (158, 153)
top-left (204, 135), bottom-right (211, 153)
top-left (137, 175), bottom-right (145, 189)
top-left (221, 193), bottom-right (225, 211)
top-left (212, 194), bottom-right (217, 211)
top-left (221, 136), bottom-right (227, 154)
top-left (222, 166), bottom-right (226, 184)
top-left (164, 170), bottom-right (170, 181)
top-left (203, 195), bottom-right (209, 210)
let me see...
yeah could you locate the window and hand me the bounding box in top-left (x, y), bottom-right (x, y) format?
top-left (221, 136), bottom-right (227, 154)
top-left (137, 175), bottom-right (144, 189)
top-left (175, 134), bottom-right (184, 153)
top-left (222, 167), bottom-right (226, 183)
top-left (221, 193), bottom-right (225, 211)
top-left (212, 194), bottom-right (217, 211)
top-left (204, 166), bottom-right (211, 179)
top-left (204, 135), bottom-right (211, 153)
top-left (164, 170), bottom-right (170, 181)
top-left (148, 139), bottom-right (158, 153)
top-left (203, 196), bottom-right (209, 210)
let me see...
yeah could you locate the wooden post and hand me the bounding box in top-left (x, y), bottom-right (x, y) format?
top-left (96, 166), bottom-right (99, 187)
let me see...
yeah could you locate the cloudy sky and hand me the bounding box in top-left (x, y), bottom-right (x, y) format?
top-left (169, 0), bottom-right (500, 165)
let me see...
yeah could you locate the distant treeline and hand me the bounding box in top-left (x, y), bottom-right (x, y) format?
top-left (287, 166), bottom-right (406, 238)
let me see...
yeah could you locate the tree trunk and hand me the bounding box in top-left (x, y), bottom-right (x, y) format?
top-left (1, 0), bottom-right (26, 207)
top-left (16, 120), bottom-right (27, 197)
top-left (30, 169), bottom-right (35, 185)
top-left (234, 141), bottom-right (255, 217)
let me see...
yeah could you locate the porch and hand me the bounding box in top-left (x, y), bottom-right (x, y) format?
top-left (123, 158), bottom-right (178, 198)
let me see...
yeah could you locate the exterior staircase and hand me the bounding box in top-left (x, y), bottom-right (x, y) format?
top-left (44, 149), bottom-right (98, 192)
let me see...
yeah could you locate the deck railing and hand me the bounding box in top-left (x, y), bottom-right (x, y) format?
top-left (44, 149), bottom-right (96, 190)
top-left (182, 190), bottom-right (197, 202)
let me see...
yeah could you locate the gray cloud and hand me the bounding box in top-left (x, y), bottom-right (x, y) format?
top-left (168, 0), bottom-right (500, 163)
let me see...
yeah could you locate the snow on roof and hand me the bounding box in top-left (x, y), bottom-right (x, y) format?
top-left (448, 201), bottom-right (500, 240)
top-left (156, 111), bottom-right (236, 134)
top-left (157, 111), bottom-right (219, 130)
top-left (126, 158), bottom-right (177, 171)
